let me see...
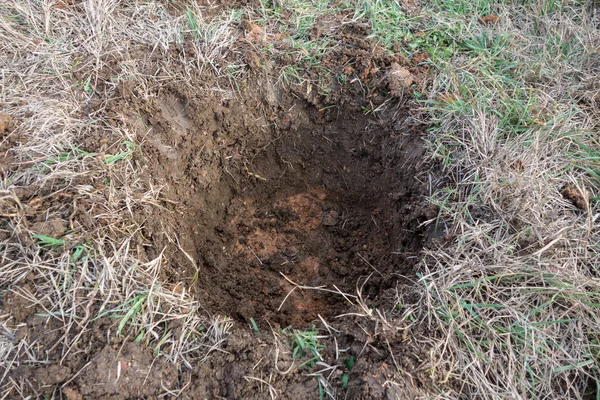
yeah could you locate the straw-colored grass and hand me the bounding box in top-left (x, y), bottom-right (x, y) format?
top-left (0, 1), bottom-right (235, 396)
top-left (412, 0), bottom-right (600, 397)
top-left (1, 0), bottom-right (598, 398)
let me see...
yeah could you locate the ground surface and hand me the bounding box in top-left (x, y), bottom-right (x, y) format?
top-left (1, 0), bottom-right (599, 399)
top-left (1, 4), bottom-right (434, 398)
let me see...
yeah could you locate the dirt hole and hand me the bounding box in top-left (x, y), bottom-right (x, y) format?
top-left (139, 85), bottom-right (432, 327)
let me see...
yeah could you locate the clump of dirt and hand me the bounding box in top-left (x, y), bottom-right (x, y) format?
top-left (0, 112), bottom-right (13, 134)
top-left (562, 184), bottom-right (589, 210)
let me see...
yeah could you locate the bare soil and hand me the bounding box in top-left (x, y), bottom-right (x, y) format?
top-left (137, 81), bottom-right (431, 328)
top-left (127, 80), bottom-right (435, 398)
top-left (2, 11), bottom-right (437, 399)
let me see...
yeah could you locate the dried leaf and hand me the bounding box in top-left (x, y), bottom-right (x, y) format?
top-left (479, 15), bottom-right (500, 25)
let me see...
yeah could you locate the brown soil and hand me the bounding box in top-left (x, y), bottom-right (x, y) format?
top-left (137, 82), bottom-right (431, 330)
top-left (2, 9), bottom-right (438, 399)
top-left (126, 74), bottom-right (433, 397)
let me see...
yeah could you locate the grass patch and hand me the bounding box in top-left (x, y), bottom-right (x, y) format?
top-left (412, 0), bottom-right (600, 397)
top-left (282, 326), bottom-right (326, 369)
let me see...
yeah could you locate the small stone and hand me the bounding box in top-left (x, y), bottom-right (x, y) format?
top-left (562, 185), bottom-right (588, 210)
top-left (321, 210), bottom-right (339, 226)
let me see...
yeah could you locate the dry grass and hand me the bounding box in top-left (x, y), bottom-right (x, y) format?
top-left (0, 1), bottom-right (235, 395)
top-left (412, 0), bottom-right (600, 398)
top-left (1, 0), bottom-right (599, 398)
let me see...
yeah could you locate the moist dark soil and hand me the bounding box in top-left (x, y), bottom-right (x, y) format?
top-left (125, 77), bottom-right (434, 398)
top-left (1, 8), bottom-right (438, 399)
top-left (137, 82), bottom-right (431, 328)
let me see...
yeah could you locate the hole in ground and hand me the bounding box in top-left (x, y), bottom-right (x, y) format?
top-left (138, 86), bottom-right (433, 327)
